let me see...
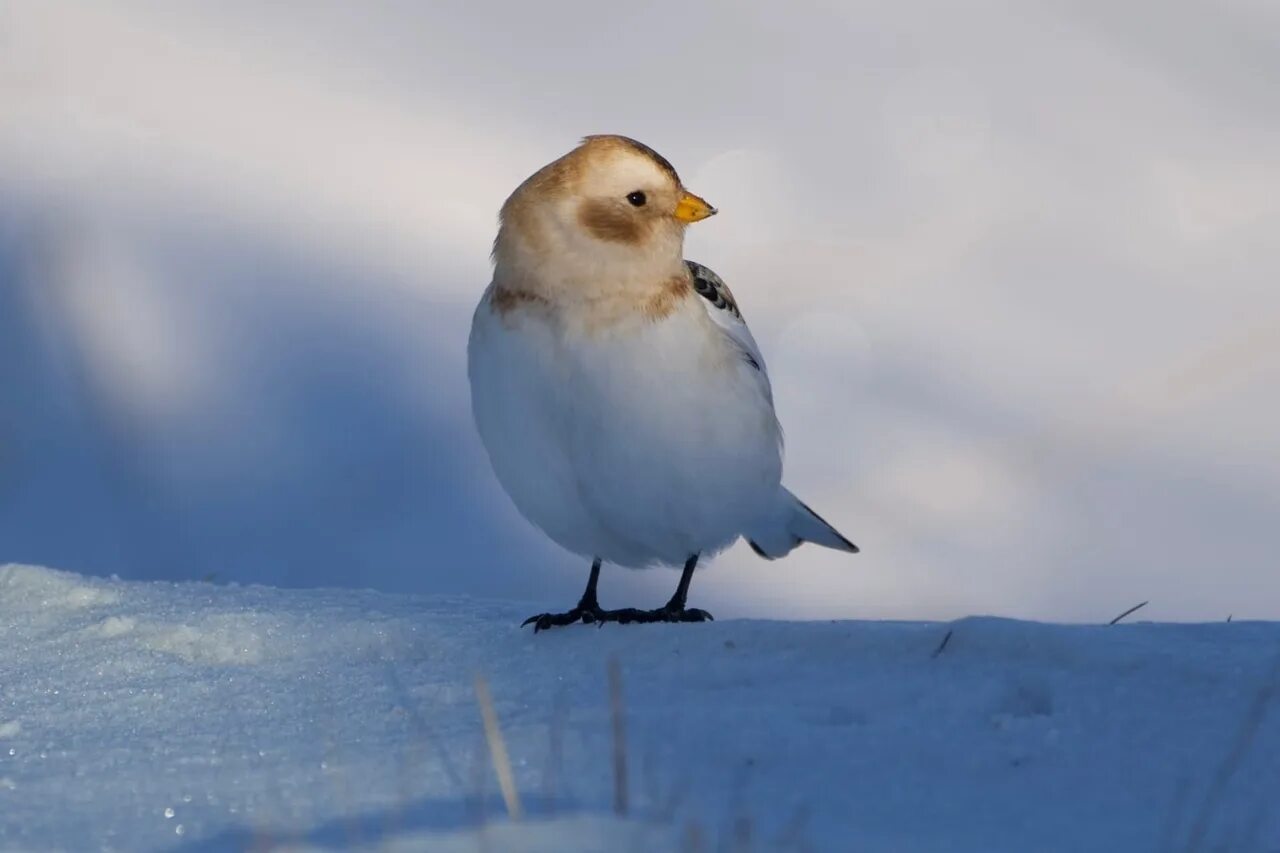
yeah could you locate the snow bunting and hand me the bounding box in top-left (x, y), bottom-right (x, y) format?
top-left (468, 135), bottom-right (857, 630)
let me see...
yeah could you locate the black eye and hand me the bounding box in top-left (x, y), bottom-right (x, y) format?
top-left (626, 191), bottom-right (647, 207)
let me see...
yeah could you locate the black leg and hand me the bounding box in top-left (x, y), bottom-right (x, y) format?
top-left (578, 558), bottom-right (602, 610)
top-left (522, 555), bottom-right (713, 632)
top-left (656, 554), bottom-right (713, 622)
top-left (667, 554), bottom-right (698, 610)
top-left (590, 554), bottom-right (712, 626)
top-left (522, 558), bottom-right (607, 632)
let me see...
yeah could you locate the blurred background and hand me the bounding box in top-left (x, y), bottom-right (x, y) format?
top-left (2, 1), bottom-right (1277, 622)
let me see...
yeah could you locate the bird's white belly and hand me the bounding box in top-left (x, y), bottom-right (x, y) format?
top-left (468, 297), bottom-right (781, 567)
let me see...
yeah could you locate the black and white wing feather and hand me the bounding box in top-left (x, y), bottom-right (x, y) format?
top-left (685, 260), bottom-right (772, 404)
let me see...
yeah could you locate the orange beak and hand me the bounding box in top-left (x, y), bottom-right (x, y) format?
top-left (674, 190), bottom-right (718, 223)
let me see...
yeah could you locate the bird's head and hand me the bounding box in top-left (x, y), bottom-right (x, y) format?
top-left (493, 135), bottom-right (716, 290)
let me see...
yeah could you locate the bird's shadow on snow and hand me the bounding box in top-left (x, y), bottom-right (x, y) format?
top-left (167, 794), bottom-right (568, 852)
top-left (0, 209), bottom-right (566, 601)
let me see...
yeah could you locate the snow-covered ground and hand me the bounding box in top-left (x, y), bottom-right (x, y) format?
top-left (3, 563), bottom-right (1277, 852)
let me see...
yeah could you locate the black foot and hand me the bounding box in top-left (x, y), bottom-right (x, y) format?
top-left (603, 603), bottom-right (714, 625)
top-left (521, 604), bottom-right (608, 633)
top-left (522, 602), bottom-right (713, 632)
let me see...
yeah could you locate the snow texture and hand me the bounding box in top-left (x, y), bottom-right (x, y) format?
top-left (2, 564), bottom-right (1278, 852)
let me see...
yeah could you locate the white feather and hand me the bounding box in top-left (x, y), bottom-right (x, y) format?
top-left (469, 285), bottom-right (782, 567)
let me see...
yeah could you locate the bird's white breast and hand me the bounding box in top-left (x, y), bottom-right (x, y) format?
top-left (468, 289), bottom-right (782, 567)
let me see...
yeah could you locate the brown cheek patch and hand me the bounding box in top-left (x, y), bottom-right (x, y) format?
top-left (577, 199), bottom-right (645, 244)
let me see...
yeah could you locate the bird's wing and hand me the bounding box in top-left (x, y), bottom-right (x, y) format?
top-left (685, 260), bottom-right (773, 405)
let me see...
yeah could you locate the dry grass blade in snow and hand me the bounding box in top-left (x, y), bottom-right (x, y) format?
top-left (474, 673), bottom-right (522, 821)
top-left (1109, 600), bottom-right (1149, 625)
top-left (609, 655), bottom-right (629, 817)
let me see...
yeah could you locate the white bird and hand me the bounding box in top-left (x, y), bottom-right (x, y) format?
top-left (468, 135), bottom-right (857, 630)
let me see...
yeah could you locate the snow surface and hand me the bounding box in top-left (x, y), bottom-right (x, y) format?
top-left (2, 563), bottom-right (1278, 852)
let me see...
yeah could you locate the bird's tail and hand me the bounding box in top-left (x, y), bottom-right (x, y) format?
top-left (746, 488), bottom-right (859, 560)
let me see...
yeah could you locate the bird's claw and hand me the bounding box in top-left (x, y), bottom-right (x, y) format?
top-left (676, 607), bottom-right (714, 623)
top-left (521, 605), bottom-right (601, 633)
top-left (649, 604), bottom-right (712, 623)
